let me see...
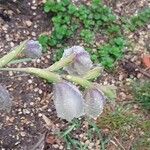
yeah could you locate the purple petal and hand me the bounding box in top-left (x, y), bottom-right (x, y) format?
top-left (0, 84), bottom-right (12, 113)
top-left (24, 40), bottom-right (42, 58)
top-left (53, 81), bottom-right (84, 121)
top-left (84, 88), bottom-right (105, 118)
top-left (62, 46), bottom-right (93, 75)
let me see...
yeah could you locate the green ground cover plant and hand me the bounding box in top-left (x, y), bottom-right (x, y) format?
top-left (39, 1), bottom-right (150, 69)
top-left (125, 8), bottom-right (150, 31)
top-left (39, 0), bottom-right (126, 69)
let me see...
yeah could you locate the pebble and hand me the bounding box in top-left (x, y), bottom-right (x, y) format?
top-left (30, 102), bottom-right (34, 106)
top-left (120, 92), bottom-right (126, 100)
top-left (137, 73), bottom-right (142, 78)
top-left (10, 42), bottom-right (15, 47)
top-left (20, 132), bottom-right (26, 137)
top-left (31, 32), bottom-right (36, 36)
top-left (34, 88), bottom-right (39, 92)
top-left (85, 140), bottom-right (90, 145)
top-left (2, 25), bottom-right (8, 31)
top-left (34, 24), bottom-right (38, 28)
top-left (26, 20), bottom-right (32, 27)
top-left (38, 89), bottom-right (42, 94)
top-left (9, 71), bottom-right (13, 76)
top-left (38, 113), bottom-right (42, 117)
top-left (36, 59), bottom-right (41, 63)
top-left (28, 79), bottom-right (32, 84)
top-left (23, 109), bottom-right (30, 114)
top-left (59, 145), bottom-right (63, 149)
top-left (31, 6), bottom-right (37, 10)
top-left (53, 144), bottom-right (59, 148)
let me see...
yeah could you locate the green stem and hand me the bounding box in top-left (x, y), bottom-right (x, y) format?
top-left (60, 124), bottom-right (76, 138)
top-left (47, 54), bottom-right (75, 71)
top-left (8, 58), bottom-right (32, 65)
top-left (63, 75), bottom-right (92, 88)
top-left (83, 66), bottom-right (102, 80)
top-left (0, 40), bottom-right (27, 68)
top-left (0, 67), bottom-right (61, 83)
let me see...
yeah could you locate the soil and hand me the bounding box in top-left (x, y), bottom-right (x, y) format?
top-left (0, 0), bottom-right (150, 150)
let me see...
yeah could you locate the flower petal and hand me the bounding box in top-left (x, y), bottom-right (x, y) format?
top-left (53, 81), bottom-right (84, 121)
top-left (0, 84), bottom-right (12, 113)
top-left (24, 40), bottom-right (42, 58)
top-left (84, 88), bottom-right (105, 118)
top-left (62, 46), bottom-right (93, 75)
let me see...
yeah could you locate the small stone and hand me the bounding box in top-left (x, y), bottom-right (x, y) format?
top-left (20, 131), bottom-right (26, 137)
top-left (34, 24), bottom-right (38, 28)
top-left (59, 145), bottom-right (63, 149)
top-left (31, 32), bottom-right (36, 36)
top-left (137, 73), bottom-right (142, 78)
top-left (30, 102), bottom-right (34, 106)
top-left (38, 113), bottom-right (42, 117)
top-left (23, 109), bottom-right (30, 114)
top-left (119, 74), bottom-right (124, 81)
top-left (36, 59), bottom-right (41, 63)
top-left (31, 6), bottom-right (36, 10)
top-left (28, 79), bottom-right (32, 84)
top-left (34, 88), bottom-right (39, 92)
top-left (53, 144), bottom-right (59, 148)
top-left (85, 140), bottom-right (90, 145)
top-left (79, 134), bottom-right (84, 138)
top-left (38, 89), bottom-right (42, 94)
top-left (10, 42), bottom-right (15, 47)
top-left (9, 71), bottom-right (13, 76)
top-left (120, 92), bottom-right (126, 100)
top-left (26, 20), bottom-right (32, 27)
top-left (7, 10), bottom-right (13, 15)
top-left (2, 25), bottom-right (7, 31)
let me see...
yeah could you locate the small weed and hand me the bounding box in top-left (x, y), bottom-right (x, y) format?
top-left (97, 106), bottom-right (139, 131)
top-left (131, 133), bottom-right (150, 150)
top-left (58, 119), bottom-right (87, 150)
top-left (58, 118), bottom-right (110, 149)
top-left (132, 80), bottom-right (150, 111)
top-left (125, 8), bottom-right (150, 31)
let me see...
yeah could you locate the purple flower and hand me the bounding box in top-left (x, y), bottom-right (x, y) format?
top-left (24, 40), bottom-right (42, 58)
top-left (84, 87), bottom-right (105, 119)
top-left (0, 84), bottom-right (12, 113)
top-left (62, 46), bottom-right (93, 75)
top-left (53, 81), bottom-right (84, 121)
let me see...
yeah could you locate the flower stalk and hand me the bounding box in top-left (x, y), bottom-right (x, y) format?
top-left (0, 40), bottom-right (27, 68)
top-left (0, 67), bottom-right (61, 83)
top-left (47, 54), bottom-right (75, 71)
top-left (83, 66), bottom-right (102, 80)
top-left (63, 75), bottom-right (92, 88)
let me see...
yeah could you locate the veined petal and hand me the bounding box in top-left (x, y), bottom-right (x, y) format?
top-left (53, 81), bottom-right (84, 121)
top-left (0, 84), bottom-right (12, 113)
top-left (62, 46), bottom-right (93, 75)
top-left (84, 88), bottom-right (105, 119)
top-left (24, 40), bottom-right (42, 58)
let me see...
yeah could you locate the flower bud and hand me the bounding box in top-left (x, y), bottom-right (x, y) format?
top-left (53, 81), bottom-right (84, 121)
top-left (62, 46), bottom-right (93, 75)
top-left (0, 84), bottom-right (12, 113)
top-left (24, 40), bottom-right (42, 58)
top-left (84, 87), bottom-right (105, 119)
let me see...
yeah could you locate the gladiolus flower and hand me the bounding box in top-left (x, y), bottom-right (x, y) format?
top-left (84, 87), bottom-right (105, 119)
top-left (62, 46), bottom-right (93, 75)
top-left (24, 40), bottom-right (42, 58)
top-left (53, 81), bottom-right (84, 121)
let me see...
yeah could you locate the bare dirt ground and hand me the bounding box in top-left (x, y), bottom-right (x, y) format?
top-left (0, 0), bottom-right (150, 150)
